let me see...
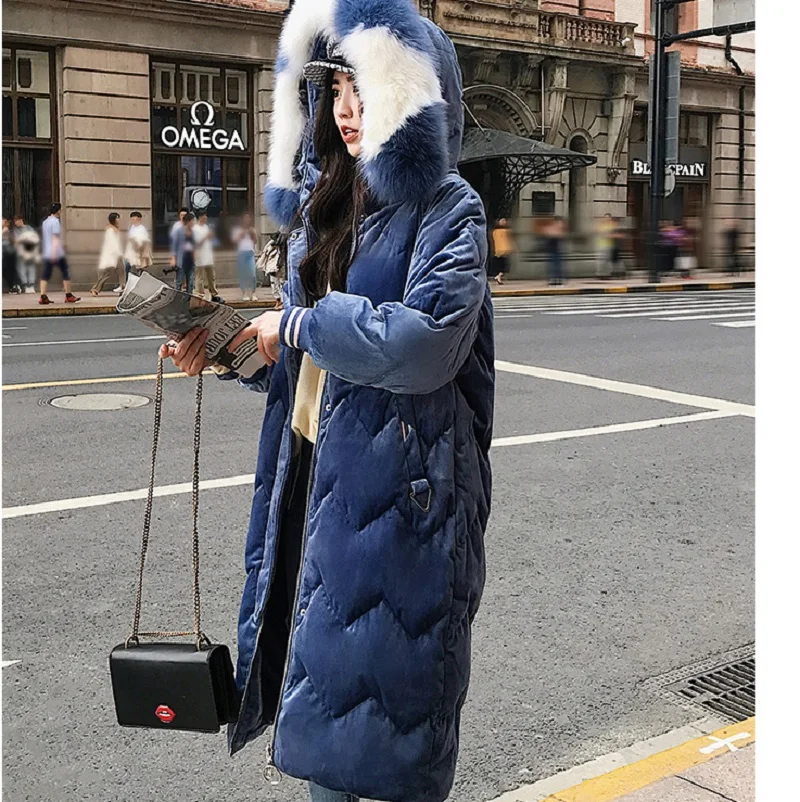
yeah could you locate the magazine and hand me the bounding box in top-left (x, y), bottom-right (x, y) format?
top-left (117, 271), bottom-right (265, 378)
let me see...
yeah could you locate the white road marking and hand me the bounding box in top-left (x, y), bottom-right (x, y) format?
top-left (499, 299), bottom-right (749, 314)
top-left (653, 311), bottom-right (755, 321)
top-left (1, 660), bottom-right (21, 669)
top-left (542, 302), bottom-right (752, 317)
top-left (495, 314), bottom-right (534, 319)
top-left (495, 360), bottom-right (756, 417)
top-left (3, 474), bottom-right (257, 520)
top-left (713, 320), bottom-right (756, 328)
top-left (3, 411), bottom-right (739, 520)
top-left (492, 411), bottom-right (734, 447)
top-left (2, 326), bottom-right (28, 330)
top-left (4, 335), bottom-right (164, 348)
top-left (699, 732), bottom-right (751, 754)
top-left (600, 304), bottom-right (754, 318)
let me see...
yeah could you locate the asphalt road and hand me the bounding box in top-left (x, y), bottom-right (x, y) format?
top-left (1, 291), bottom-right (755, 802)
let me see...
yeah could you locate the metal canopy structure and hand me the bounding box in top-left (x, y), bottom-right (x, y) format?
top-left (459, 127), bottom-right (597, 217)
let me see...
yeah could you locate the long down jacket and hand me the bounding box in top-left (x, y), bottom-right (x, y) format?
top-left (225, 3), bottom-right (495, 801)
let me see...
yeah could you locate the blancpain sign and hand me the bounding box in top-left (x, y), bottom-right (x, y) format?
top-left (160, 101), bottom-right (245, 151)
top-left (631, 159), bottom-right (707, 179)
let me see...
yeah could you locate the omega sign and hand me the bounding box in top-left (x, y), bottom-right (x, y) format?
top-left (160, 101), bottom-right (245, 151)
top-left (631, 159), bottom-right (707, 179)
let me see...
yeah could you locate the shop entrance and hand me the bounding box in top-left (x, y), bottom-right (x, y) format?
top-left (627, 181), bottom-right (709, 270)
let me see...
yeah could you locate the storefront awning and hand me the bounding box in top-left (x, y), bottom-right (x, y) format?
top-left (459, 127), bottom-right (597, 217)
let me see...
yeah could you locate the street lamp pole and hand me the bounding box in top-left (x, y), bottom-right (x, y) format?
top-left (647, 0), bottom-right (667, 283)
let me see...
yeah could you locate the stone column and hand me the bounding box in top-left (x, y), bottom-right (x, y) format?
top-left (544, 59), bottom-right (568, 145)
top-left (256, 65), bottom-right (275, 238)
top-left (61, 47), bottom-right (151, 287)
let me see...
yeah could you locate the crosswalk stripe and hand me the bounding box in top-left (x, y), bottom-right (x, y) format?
top-left (713, 320), bottom-right (756, 328)
top-left (599, 304), bottom-right (754, 318)
top-left (497, 299), bottom-right (749, 313)
top-left (654, 311), bottom-right (756, 321)
top-left (546, 302), bottom-right (754, 317)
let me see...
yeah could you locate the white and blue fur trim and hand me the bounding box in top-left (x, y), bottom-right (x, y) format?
top-left (265, 0), bottom-right (448, 226)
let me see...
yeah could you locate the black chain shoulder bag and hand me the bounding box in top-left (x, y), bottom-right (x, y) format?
top-left (109, 360), bottom-right (239, 733)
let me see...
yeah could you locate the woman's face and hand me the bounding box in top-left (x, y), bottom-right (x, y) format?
top-left (332, 71), bottom-right (363, 158)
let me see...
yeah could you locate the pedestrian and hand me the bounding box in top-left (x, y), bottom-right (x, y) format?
top-left (258, 231), bottom-right (288, 310)
top-left (725, 222), bottom-right (741, 277)
top-left (91, 212), bottom-right (124, 296)
top-left (11, 216), bottom-right (40, 294)
top-left (544, 215), bottom-right (567, 285)
top-left (121, 211), bottom-right (153, 290)
top-left (233, 212), bottom-right (257, 301)
top-left (192, 212), bottom-right (225, 303)
top-left (39, 202), bottom-right (80, 305)
top-left (3, 217), bottom-right (23, 294)
top-left (609, 217), bottom-right (626, 279)
top-left (489, 218), bottom-right (513, 285)
top-left (595, 213), bottom-right (616, 279)
top-left (172, 211), bottom-right (197, 294)
top-left (159, 4), bottom-right (494, 802)
top-left (676, 220), bottom-right (696, 279)
top-left (168, 207), bottom-right (189, 285)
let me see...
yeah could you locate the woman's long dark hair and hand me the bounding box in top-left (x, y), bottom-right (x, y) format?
top-left (298, 76), bottom-right (367, 302)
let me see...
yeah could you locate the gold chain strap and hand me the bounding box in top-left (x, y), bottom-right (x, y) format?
top-left (126, 359), bottom-right (209, 650)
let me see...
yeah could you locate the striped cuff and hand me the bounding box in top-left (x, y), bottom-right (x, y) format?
top-left (279, 306), bottom-right (312, 351)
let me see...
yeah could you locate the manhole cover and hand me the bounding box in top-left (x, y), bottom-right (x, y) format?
top-left (645, 644), bottom-right (755, 723)
top-left (48, 393), bottom-right (151, 411)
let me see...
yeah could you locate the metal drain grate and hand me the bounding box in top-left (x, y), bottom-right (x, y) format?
top-left (645, 644), bottom-right (755, 724)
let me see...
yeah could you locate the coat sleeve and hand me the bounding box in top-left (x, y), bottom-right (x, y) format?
top-left (278, 178), bottom-right (487, 395)
top-left (214, 363), bottom-right (273, 394)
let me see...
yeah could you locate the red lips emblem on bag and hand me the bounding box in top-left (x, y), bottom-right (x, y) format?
top-left (154, 705), bottom-right (176, 724)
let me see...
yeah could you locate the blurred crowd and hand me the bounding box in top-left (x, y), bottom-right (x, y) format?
top-left (487, 214), bottom-right (746, 284)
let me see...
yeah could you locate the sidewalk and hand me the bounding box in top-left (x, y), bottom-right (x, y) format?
top-left (1, 270), bottom-right (755, 318)
top-left (490, 716), bottom-right (754, 802)
top-left (615, 744), bottom-right (754, 802)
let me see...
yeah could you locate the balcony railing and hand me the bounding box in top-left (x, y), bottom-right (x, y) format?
top-left (435, 1), bottom-right (637, 56)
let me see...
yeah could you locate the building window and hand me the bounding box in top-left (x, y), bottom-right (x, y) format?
top-left (630, 107), bottom-right (648, 144)
top-left (150, 60), bottom-right (253, 249)
top-left (2, 46), bottom-right (56, 223)
top-left (650, 0), bottom-right (678, 35)
top-left (680, 113), bottom-right (711, 147)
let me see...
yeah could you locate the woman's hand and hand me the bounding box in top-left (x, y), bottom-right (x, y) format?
top-left (229, 310), bottom-right (283, 365)
top-left (158, 328), bottom-right (211, 376)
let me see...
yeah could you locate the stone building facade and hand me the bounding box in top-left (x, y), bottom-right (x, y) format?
top-left (3, 0), bottom-right (754, 287)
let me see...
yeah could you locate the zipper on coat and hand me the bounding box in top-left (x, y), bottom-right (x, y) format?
top-left (265, 374), bottom-right (329, 783)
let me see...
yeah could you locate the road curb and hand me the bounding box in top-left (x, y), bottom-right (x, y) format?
top-left (488, 717), bottom-right (755, 802)
top-left (1, 280), bottom-right (755, 318)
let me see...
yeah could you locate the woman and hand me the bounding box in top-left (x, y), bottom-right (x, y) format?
top-left (544, 216), bottom-right (567, 286)
top-left (91, 212), bottom-right (124, 296)
top-left (160, 2), bottom-right (494, 802)
top-left (489, 218), bottom-right (513, 284)
top-left (233, 213), bottom-right (258, 301)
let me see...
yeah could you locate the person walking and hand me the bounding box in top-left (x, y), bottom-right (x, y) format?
top-left (594, 213), bottom-right (616, 279)
top-left (159, 4), bottom-right (494, 802)
top-left (192, 212), bottom-right (224, 303)
top-left (233, 212), bottom-right (257, 301)
top-left (39, 203), bottom-right (80, 305)
top-left (121, 211), bottom-right (153, 290)
top-left (489, 218), bottom-right (513, 285)
top-left (725, 222), bottom-right (741, 277)
top-left (3, 218), bottom-right (23, 294)
top-left (11, 216), bottom-right (40, 294)
top-left (544, 215), bottom-right (567, 285)
top-left (168, 207), bottom-right (190, 288)
top-left (172, 212), bottom-right (197, 294)
top-left (91, 213), bottom-right (124, 296)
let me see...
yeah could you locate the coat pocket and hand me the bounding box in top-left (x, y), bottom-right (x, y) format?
top-left (395, 396), bottom-right (432, 513)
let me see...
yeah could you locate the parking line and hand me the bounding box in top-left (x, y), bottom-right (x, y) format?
top-left (2, 370), bottom-right (212, 392)
top-left (495, 360), bottom-right (756, 418)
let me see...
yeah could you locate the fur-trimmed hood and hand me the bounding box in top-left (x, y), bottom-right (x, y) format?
top-left (264, 0), bottom-right (464, 227)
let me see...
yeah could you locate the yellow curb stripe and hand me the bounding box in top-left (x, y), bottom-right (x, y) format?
top-left (605, 286), bottom-right (628, 293)
top-left (709, 282), bottom-right (734, 291)
top-left (656, 284), bottom-right (683, 292)
top-left (544, 717), bottom-right (755, 802)
top-left (2, 370), bottom-right (213, 392)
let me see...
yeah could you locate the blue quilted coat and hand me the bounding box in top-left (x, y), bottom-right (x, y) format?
top-left (225, 2), bottom-right (495, 801)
